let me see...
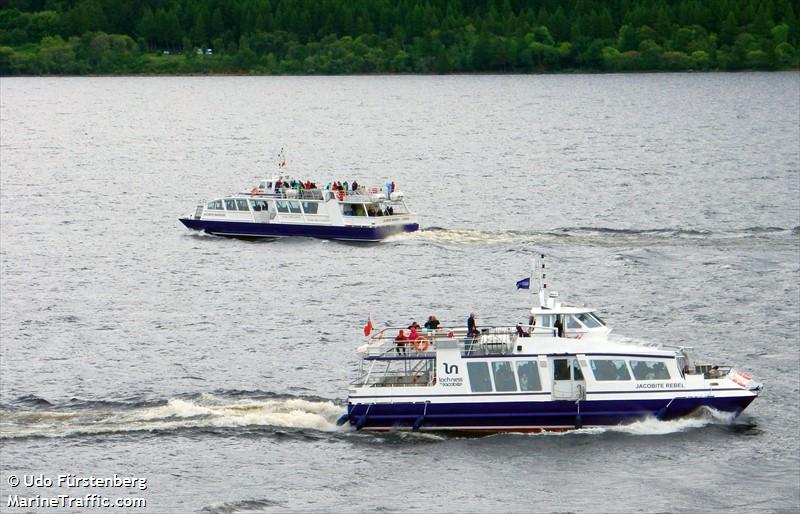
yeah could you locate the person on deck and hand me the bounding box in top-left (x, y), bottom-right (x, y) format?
top-left (424, 316), bottom-right (440, 330)
top-left (466, 312), bottom-right (478, 355)
top-left (394, 330), bottom-right (408, 355)
top-left (554, 315), bottom-right (564, 338)
top-left (467, 312), bottom-right (478, 337)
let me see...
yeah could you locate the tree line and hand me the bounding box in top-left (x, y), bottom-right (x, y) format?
top-left (1, 0), bottom-right (798, 75)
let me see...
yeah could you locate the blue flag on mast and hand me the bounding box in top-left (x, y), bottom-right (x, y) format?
top-left (516, 277), bottom-right (530, 290)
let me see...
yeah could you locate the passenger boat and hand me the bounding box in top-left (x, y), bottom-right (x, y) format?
top-left (179, 168), bottom-right (418, 241)
top-left (338, 257), bottom-right (763, 433)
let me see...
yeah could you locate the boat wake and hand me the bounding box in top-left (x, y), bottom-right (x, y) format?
top-left (406, 225), bottom-right (798, 247)
top-left (2, 394), bottom-right (752, 441)
top-left (0, 393), bottom-right (345, 440)
top-left (558, 407), bottom-right (746, 437)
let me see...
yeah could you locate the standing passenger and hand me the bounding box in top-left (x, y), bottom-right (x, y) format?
top-left (467, 312), bottom-right (478, 337)
top-left (424, 316), bottom-right (440, 330)
top-left (394, 330), bottom-right (408, 355)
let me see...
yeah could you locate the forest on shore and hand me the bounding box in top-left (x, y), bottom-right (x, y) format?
top-left (1, 0), bottom-right (798, 75)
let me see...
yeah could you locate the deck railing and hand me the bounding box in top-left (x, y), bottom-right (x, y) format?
top-left (361, 324), bottom-right (558, 360)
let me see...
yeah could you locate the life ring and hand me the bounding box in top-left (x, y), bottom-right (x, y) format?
top-left (412, 373), bottom-right (422, 384)
top-left (337, 190), bottom-right (345, 201)
top-left (413, 336), bottom-right (430, 352)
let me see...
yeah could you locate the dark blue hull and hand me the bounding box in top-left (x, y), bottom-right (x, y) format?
top-left (179, 218), bottom-right (419, 241)
top-left (343, 395), bottom-right (757, 432)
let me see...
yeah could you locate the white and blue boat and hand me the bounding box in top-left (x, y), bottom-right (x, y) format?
top-left (179, 172), bottom-right (418, 242)
top-left (339, 257), bottom-right (762, 433)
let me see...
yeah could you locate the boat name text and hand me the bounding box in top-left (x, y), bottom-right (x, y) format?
top-left (635, 383), bottom-right (685, 389)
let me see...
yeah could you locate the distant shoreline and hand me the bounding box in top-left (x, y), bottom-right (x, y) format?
top-left (3, 69), bottom-right (798, 79)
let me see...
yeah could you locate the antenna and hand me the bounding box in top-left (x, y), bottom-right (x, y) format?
top-left (535, 253), bottom-right (548, 309)
top-left (541, 253), bottom-right (547, 290)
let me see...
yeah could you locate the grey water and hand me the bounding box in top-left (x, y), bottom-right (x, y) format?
top-left (1, 73), bottom-right (798, 513)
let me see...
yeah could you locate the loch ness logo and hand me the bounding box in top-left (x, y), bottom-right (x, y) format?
top-left (443, 362), bottom-right (459, 375)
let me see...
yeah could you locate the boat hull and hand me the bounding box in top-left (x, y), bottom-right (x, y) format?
top-left (179, 218), bottom-right (419, 241)
top-left (343, 394), bottom-right (757, 432)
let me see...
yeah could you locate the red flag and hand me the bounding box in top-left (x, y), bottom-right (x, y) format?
top-left (363, 318), bottom-right (373, 336)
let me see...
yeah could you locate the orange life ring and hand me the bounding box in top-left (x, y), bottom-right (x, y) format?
top-left (413, 336), bottom-right (430, 352)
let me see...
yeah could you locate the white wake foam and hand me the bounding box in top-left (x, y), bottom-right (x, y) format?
top-left (538, 407), bottom-right (740, 437)
top-left (0, 395), bottom-right (345, 439)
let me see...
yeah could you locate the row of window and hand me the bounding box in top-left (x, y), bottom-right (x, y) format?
top-left (467, 360), bottom-right (543, 393)
top-left (590, 359), bottom-right (671, 381)
top-left (275, 200), bottom-right (319, 214)
top-left (206, 198), bottom-right (320, 214)
top-left (465, 358), bottom-right (672, 393)
top-left (538, 312), bottom-right (605, 329)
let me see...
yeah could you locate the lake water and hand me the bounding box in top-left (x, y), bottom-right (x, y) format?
top-left (1, 73), bottom-right (798, 513)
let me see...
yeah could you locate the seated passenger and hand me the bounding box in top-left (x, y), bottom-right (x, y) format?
top-left (516, 324), bottom-right (530, 337)
top-left (408, 325), bottom-right (419, 342)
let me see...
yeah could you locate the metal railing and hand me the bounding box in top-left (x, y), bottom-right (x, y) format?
top-left (360, 324), bottom-right (559, 360)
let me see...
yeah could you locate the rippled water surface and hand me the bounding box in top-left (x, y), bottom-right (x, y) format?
top-left (1, 73), bottom-right (799, 513)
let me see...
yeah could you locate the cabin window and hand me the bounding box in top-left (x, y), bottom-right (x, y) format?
top-left (566, 315), bottom-right (583, 329)
top-left (553, 359), bottom-right (571, 380)
top-left (274, 200), bottom-right (301, 213)
top-left (250, 200), bottom-right (268, 211)
top-left (207, 199), bottom-right (224, 210)
top-left (236, 199), bottom-right (250, 211)
top-left (516, 361), bottom-right (542, 391)
top-left (629, 360), bottom-right (671, 380)
top-left (366, 203), bottom-right (385, 217)
top-left (224, 199), bottom-right (237, 211)
top-left (491, 361), bottom-right (517, 392)
top-left (590, 359), bottom-right (632, 381)
top-left (576, 312), bottom-right (602, 328)
top-left (676, 356), bottom-right (686, 378)
top-left (346, 204), bottom-right (366, 216)
top-left (467, 362), bottom-right (492, 393)
top-left (390, 203), bottom-right (409, 214)
top-left (538, 314), bottom-right (555, 327)
top-left (573, 360), bottom-right (584, 380)
top-left (590, 313), bottom-right (606, 326)
top-left (301, 201), bottom-right (319, 214)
